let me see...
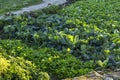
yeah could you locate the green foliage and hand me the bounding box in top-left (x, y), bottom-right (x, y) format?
top-left (0, 54), bottom-right (49, 80)
top-left (0, 40), bottom-right (93, 79)
top-left (0, 55), bottom-right (10, 75)
top-left (0, 40), bottom-right (28, 57)
top-left (0, 20), bottom-right (4, 28)
top-left (1, 0), bottom-right (120, 68)
top-left (0, 0), bottom-right (120, 79)
top-left (26, 48), bottom-right (93, 79)
top-left (5, 57), bottom-right (36, 80)
top-left (42, 5), bottom-right (62, 14)
top-left (38, 72), bottom-right (50, 80)
top-left (61, 0), bottom-right (120, 67)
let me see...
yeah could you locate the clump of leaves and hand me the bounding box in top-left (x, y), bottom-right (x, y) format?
top-left (0, 54), bottom-right (50, 80)
top-left (27, 48), bottom-right (93, 79)
top-left (0, 40), bottom-right (93, 79)
top-left (0, 0), bottom-right (120, 78)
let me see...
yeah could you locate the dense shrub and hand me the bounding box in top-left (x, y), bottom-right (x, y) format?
top-left (42, 5), bottom-right (62, 14)
top-left (0, 40), bottom-right (93, 79)
top-left (0, 54), bottom-right (50, 80)
top-left (0, 0), bottom-right (120, 79)
top-left (61, 0), bottom-right (120, 67)
top-left (0, 55), bottom-right (9, 76)
top-left (1, 0), bottom-right (120, 69)
top-left (26, 48), bottom-right (93, 79)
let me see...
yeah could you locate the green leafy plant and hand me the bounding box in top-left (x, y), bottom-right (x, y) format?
top-left (26, 48), bottom-right (93, 79)
top-left (0, 0), bottom-right (120, 79)
top-left (0, 54), bottom-right (49, 80)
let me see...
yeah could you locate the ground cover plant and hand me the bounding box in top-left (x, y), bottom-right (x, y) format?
top-left (0, 40), bottom-right (93, 79)
top-left (0, 0), bottom-right (42, 14)
top-left (0, 0), bottom-right (120, 79)
top-left (0, 44), bottom-right (50, 80)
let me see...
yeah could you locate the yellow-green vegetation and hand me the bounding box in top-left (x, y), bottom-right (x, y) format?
top-left (0, 56), bottom-right (10, 74)
top-left (0, 0), bottom-right (42, 14)
top-left (0, 54), bottom-right (50, 80)
top-left (0, 40), bottom-right (93, 79)
top-left (0, 0), bottom-right (120, 79)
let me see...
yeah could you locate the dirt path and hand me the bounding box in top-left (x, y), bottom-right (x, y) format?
top-left (0, 0), bottom-right (66, 19)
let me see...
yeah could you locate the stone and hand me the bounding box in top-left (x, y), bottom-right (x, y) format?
top-left (104, 77), bottom-right (113, 80)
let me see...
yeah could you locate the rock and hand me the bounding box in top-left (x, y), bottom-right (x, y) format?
top-left (104, 77), bottom-right (113, 80)
top-left (104, 71), bottom-right (120, 80)
top-left (72, 76), bottom-right (87, 80)
top-left (113, 72), bottom-right (120, 79)
top-left (114, 69), bottom-right (120, 72)
top-left (64, 69), bottom-right (120, 80)
top-left (93, 71), bottom-right (103, 78)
